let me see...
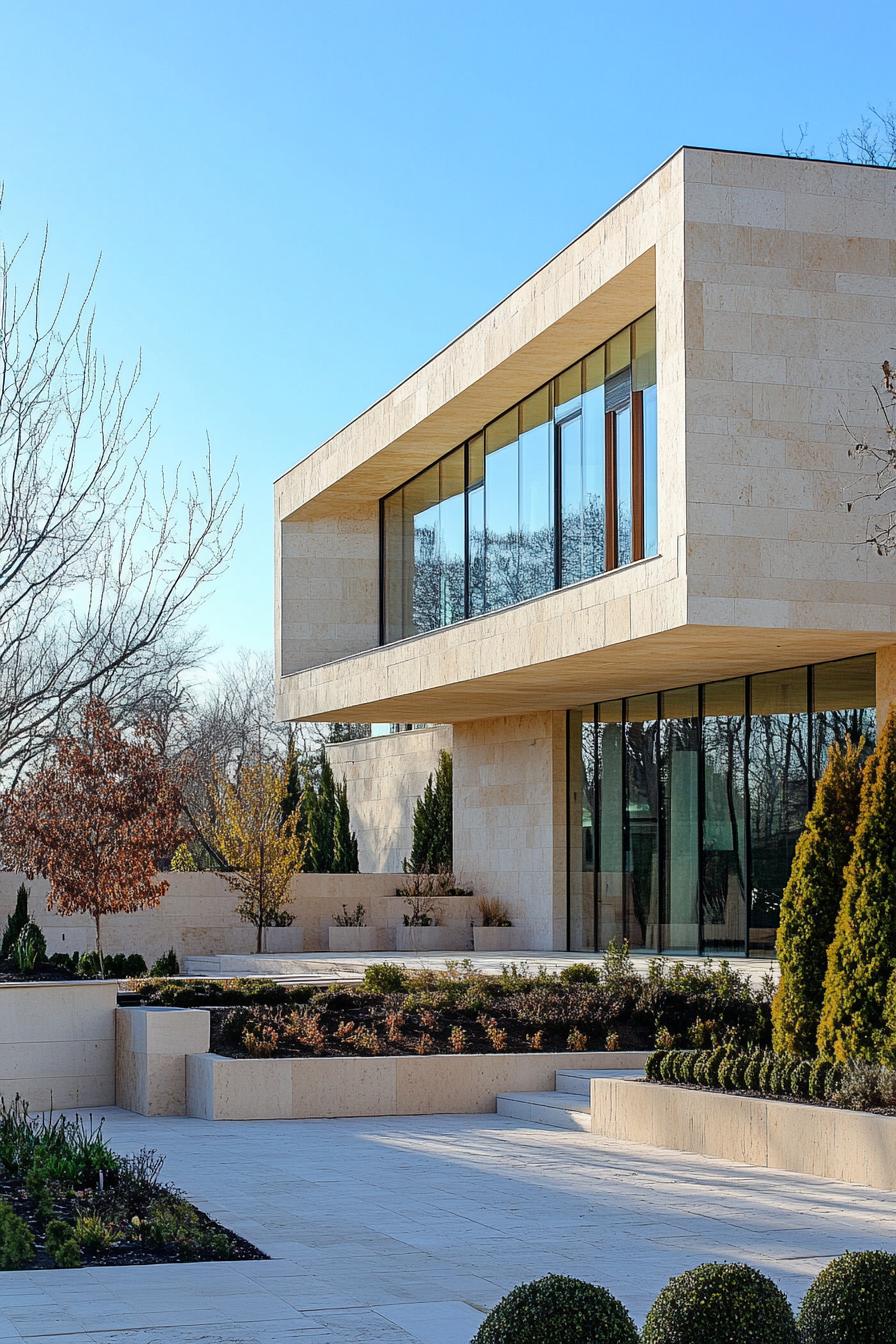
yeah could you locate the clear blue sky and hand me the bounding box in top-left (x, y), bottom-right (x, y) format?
top-left (1, 0), bottom-right (888, 666)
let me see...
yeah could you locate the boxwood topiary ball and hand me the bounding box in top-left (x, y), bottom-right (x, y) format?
top-left (641, 1262), bottom-right (797, 1343)
top-left (797, 1249), bottom-right (896, 1342)
top-left (471, 1273), bottom-right (639, 1344)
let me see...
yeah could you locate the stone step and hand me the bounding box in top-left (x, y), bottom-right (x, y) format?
top-left (496, 1090), bottom-right (592, 1131)
top-left (554, 1067), bottom-right (644, 1095)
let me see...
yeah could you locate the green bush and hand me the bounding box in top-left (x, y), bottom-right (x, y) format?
top-left (12, 922), bottom-right (46, 974)
top-left (0, 1200), bottom-right (34, 1269)
top-left (819, 706), bottom-right (896, 1062)
top-left (44, 1217), bottom-right (82, 1267)
top-left (362, 962), bottom-right (408, 994)
top-left (471, 1273), bottom-right (639, 1344)
top-left (559, 962), bottom-right (603, 985)
top-left (406, 749), bottom-right (452, 873)
top-left (772, 740), bottom-right (864, 1058)
top-left (149, 949), bottom-right (180, 977)
top-left (646, 1049), bottom-right (667, 1081)
top-left (789, 1059), bottom-right (811, 1100)
top-left (743, 1050), bottom-right (763, 1092)
top-left (641, 1262), bottom-right (797, 1343)
top-left (808, 1057), bottom-right (832, 1101)
top-left (797, 1249), bottom-right (896, 1343)
top-left (759, 1052), bottom-right (776, 1093)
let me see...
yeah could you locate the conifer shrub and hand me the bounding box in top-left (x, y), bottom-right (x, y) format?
top-left (789, 1060), bottom-right (811, 1100)
top-left (743, 1050), bottom-right (763, 1092)
top-left (797, 1250), bottom-right (896, 1343)
top-left (641, 1262), bottom-right (798, 1343)
top-left (772, 740), bottom-right (864, 1058)
top-left (818, 706), bottom-right (896, 1062)
top-left (0, 883), bottom-right (30, 959)
top-left (471, 1273), bottom-right (639, 1344)
top-left (808, 1057), bottom-right (832, 1101)
top-left (406, 749), bottom-right (452, 873)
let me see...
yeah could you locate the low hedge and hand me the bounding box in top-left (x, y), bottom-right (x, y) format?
top-left (471, 1273), bottom-right (639, 1344)
top-left (646, 1047), bottom-right (843, 1103)
top-left (641, 1262), bottom-right (797, 1343)
top-left (797, 1249), bottom-right (896, 1343)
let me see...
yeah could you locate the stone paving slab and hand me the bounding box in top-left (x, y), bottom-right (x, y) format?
top-left (0, 1106), bottom-right (893, 1342)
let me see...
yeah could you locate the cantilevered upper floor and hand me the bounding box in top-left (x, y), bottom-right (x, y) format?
top-left (275, 146), bottom-right (896, 726)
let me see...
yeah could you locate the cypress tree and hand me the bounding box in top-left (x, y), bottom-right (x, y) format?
top-left (771, 739), bottom-right (864, 1057)
top-left (818, 705), bottom-right (896, 1062)
top-left (281, 730), bottom-right (302, 825)
top-left (307, 753), bottom-right (337, 873)
top-left (406, 750), bottom-right (452, 872)
top-left (333, 776), bottom-right (359, 873)
top-left (1, 883), bottom-right (29, 960)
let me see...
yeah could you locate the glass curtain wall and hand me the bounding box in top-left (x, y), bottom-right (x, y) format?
top-left (381, 309), bottom-right (657, 642)
top-left (568, 653), bottom-right (876, 955)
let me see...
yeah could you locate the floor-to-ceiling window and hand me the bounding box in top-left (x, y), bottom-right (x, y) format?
top-left (568, 653), bottom-right (877, 956)
top-left (380, 309), bottom-right (657, 643)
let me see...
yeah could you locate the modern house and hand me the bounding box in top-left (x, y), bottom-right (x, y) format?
top-left (275, 147), bottom-right (896, 957)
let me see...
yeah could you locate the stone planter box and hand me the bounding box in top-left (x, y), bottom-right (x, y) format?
top-left (0, 980), bottom-right (118, 1111)
top-left (394, 924), bottom-right (471, 952)
top-left (472, 926), bottom-right (527, 953)
top-left (117, 1005), bottom-right (210, 1116)
top-left (328, 926), bottom-right (393, 953)
top-left (590, 1077), bottom-right (896, 1192)
top-left (185, 1049), bottom-right (648, 1122)
top-left (260, 926), bottom-right (304, 954)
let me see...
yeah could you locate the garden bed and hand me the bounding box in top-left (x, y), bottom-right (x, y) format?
top-left (0, 1099), bottom-right (264, 1270)
top-left (137, 954), bottom-right (772, 1061)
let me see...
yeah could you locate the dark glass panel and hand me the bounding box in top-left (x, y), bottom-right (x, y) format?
top-left (615, 402), bottom-right (633, 567)
top-left (567, 706), bottom-right (596, 951)
top-left (439, 449), bottom-right (465, 627)
top-left (702, 677), bottom-right (747, 955)
top-left (812, 653), bottom-right (876, 775)
top-left (582, 353), bottom-right (606, 578)
top-left (467, 434), bottom-right (485, 617)
top-left (624, 692), bottom-right (660, 951)
top-left (661, 685), bottom-right (700, 953)
top-left (596, 700), bottom-right (624, 949)
top-left (559, 414), bottom-right (583, 587)
top-left (518, 389), bottom-right (554, 601)
top-left (749, 667), bottom-right (810, 955)
top-left (404, 464), bottom-right (441, 635)
top-left (484, 409), bottom-right (519, 612)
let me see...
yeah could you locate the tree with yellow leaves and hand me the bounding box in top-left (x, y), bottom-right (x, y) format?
top-left (212, 755), bottom-right (305, 952)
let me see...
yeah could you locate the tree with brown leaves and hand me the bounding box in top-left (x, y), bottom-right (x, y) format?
top-left (0, 698), bottom-right (184, 973)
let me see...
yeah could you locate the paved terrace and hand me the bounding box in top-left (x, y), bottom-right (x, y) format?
top-left (1, 1107), bottom-right (891, 1343)
top-left (181, 950), bottom-right (779, 987)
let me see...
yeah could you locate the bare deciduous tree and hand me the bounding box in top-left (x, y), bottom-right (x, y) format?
top-left (0, 196), bottom-right (242, 781)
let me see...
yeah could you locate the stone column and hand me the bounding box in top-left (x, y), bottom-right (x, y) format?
top-left (452, 709), bottom-right (568, 951)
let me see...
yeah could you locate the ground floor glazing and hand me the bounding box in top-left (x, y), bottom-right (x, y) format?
top-left (567, 652), bottom-right (876, 956)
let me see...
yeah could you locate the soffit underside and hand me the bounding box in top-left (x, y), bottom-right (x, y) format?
top-left (279, 625), bottom-right (887, 724)
top-left (283, 250), bottom-right (657, 520)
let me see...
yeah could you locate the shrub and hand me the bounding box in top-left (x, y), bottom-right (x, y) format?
top-left (559, 962), bottom-right (602, 985)
top-left (12, 922), bottom-right (47, 974)
top-left (728, 1052), bottom-right (748, 1091)
top-left (362, 962), bottom-right (408, 994)
top-left (772, 740), bottom-right (864, 1058)
top-left (50, 1236), bottom-right (82, 1268)
top-left (808, 1057), bottom-right (832, 1101)
top-left (73, 1213), bottom-right (115, 1252)
top-left (0, 1200), bottom-right (35, 1269)
top-left (743, 1050), bottom-right (763, 1092)
top-left (406, 749), bottom-right (452, 873)
top-left (471, 1273), bottom-right (639, 1344)
top-left (646, 1049), bottom-right (666, 1081)
top-left (641, 1262), bottom-right (798, 1343)
top-left (832, 1061), bottom-right (896, 1112)
top-left (704, 1046), bottom-right (726, 1089)
top-left (797, 1249), bottom-right (896, 1342)
top-left (148, 948), bottom-right (180, 978)
top-left (477, 895), bottom-right (512, 928)
top-left (789, 1060), bottom-right (811, 1100)
top-left (819, 706), bottom-right (896, 1062)
top-left (333, 903), bottom-right (366, 928)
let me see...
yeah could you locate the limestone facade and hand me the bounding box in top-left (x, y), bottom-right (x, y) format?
top-left (275, 147), bottom-right (896, 952)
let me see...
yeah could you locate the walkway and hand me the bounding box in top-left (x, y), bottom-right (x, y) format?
top-left (182, 949), bottom-right (778, 987)
top-left (1, 1107), bottom-right (892, 1343)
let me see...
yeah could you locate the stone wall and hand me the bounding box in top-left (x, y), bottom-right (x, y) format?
top-left (452, 710), bottom-right (567, 949)
top-left (0, 981), bottom-right (118, 1110)
top-left (683, 148), bottom-right (896, 639)
top-left (0, 871), bottom-right (413, 962)
top-left (326, 726), bottom-right (452, 873)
